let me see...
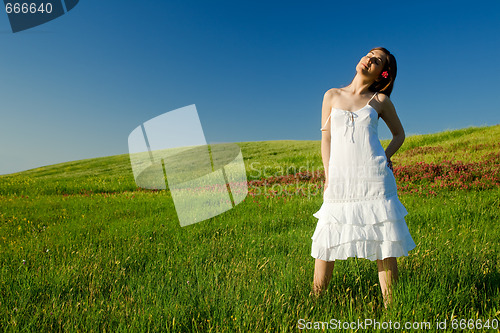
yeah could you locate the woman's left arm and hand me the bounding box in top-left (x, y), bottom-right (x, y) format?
top-left (378, 94), bottom-right (405, 161)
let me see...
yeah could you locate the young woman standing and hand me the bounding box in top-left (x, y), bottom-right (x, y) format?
top-left (311, 47), bottom-right (416, 308)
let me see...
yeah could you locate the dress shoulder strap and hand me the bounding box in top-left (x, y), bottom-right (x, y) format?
top-left (320, 112), bottom-right (331, 131)
top-left (366, 91), bottom-right (378, 105)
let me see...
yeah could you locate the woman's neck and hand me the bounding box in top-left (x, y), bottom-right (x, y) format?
top-left (345, 74), bottom-right (375, 96)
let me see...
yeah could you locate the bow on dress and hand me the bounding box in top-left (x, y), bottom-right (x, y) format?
top-left (343, 111), bottom-right (358, 143)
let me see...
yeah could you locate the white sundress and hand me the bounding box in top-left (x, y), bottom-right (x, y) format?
top-left (311, 91), bottom-right (416, 261)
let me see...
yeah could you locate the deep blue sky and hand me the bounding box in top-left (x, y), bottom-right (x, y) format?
top-left (1, 1), bottom-right (499, 175)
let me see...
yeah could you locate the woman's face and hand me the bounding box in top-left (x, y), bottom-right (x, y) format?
top-left (357, 49), bottom-right (387, 78)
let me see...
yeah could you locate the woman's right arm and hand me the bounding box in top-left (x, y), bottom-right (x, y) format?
top-left (320, 89), bottom-right (334, 191)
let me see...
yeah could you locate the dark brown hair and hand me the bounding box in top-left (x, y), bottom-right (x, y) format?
top-left (368, 47), bottom-right (397, 97)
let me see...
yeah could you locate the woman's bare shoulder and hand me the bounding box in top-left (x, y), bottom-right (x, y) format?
top-left (376, 92), bottom-right (390, 102)
top-left (376, 93), bottom-right (394, 108)
top-left (323, 88), bottom-right (341, 101)
top-left (376, 93), bottom-right (399, 117)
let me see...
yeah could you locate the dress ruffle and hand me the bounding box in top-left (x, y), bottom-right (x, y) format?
top-left (313, 193), bottom-right (408, 225)
top-left (311, 194), bottom-right (416, 261)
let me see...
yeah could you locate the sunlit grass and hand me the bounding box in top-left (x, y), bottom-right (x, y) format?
top-left (0, 124), bottom-right (499, 331)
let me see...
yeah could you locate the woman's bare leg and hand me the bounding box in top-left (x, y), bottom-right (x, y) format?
top-left (313, 259), bottom-right (335, 295)
top-left (377, 257), bottom-right (398, 308)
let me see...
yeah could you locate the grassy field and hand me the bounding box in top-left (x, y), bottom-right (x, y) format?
top-left (0, 124), bottom-right (499, 332)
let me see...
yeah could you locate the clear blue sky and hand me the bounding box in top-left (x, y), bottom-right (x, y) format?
top-left (1, 0), bottom-right (499, 175)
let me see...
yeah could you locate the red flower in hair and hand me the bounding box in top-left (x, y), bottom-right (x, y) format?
top-left (381, 71), bottom-right (389, 78)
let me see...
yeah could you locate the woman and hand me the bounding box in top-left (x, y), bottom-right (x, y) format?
top-left (311, 47), bottom-right (416, 308)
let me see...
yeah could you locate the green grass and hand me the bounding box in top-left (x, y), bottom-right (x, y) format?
top-left (0, 124), bottom-right (499, 332)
